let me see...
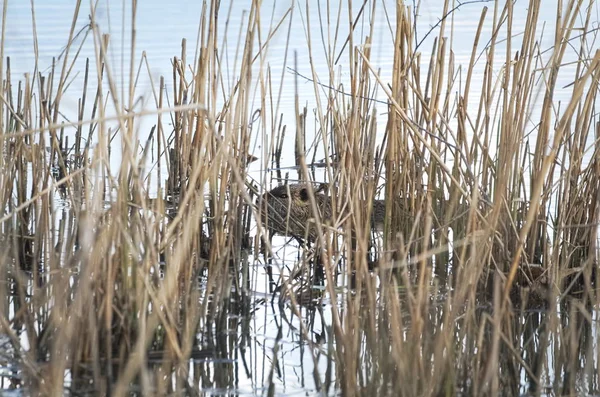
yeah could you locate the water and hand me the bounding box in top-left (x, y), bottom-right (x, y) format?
top-left (2, 0), bottom-right (589, 174)
top-left (1, 0), bottom-right (600, 395)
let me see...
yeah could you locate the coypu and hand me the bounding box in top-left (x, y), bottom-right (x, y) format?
top-left (258, 183), bottom-right (388, 242)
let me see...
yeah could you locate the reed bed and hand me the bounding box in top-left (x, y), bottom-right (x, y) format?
top-left (0, 0), bottom-right (599, 396)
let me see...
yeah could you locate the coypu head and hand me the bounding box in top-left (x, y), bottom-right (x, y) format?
top-left (258, 183), bottom-right (331, 242)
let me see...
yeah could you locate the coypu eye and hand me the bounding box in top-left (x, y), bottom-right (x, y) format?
top-left (299, 188), bottom-right (309, 201)
top-left (268, 186), bottom-right (288, 199)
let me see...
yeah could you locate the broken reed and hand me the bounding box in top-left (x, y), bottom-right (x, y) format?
top-left (0, 0), bottom-right (599, 396)
top-left (276, 0), bottom-right (600, 396)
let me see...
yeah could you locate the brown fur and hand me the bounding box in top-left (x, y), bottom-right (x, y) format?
top-left (258, 183), bottom-right (388, 241)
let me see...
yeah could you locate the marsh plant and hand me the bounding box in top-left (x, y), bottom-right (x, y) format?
top-left (0, 0), bottom-right (599, 396)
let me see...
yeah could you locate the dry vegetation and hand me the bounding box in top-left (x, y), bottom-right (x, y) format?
top-left (0, 0), bottom-right (599, 396)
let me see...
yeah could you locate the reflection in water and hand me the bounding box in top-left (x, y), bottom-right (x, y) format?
top-left (1, 204), bottom-right (599, 395)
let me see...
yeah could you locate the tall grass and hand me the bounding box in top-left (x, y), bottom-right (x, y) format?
top-left (0, 0), bottom-right (599, 396)
top-left (0, 0), bottom-right (262, 394)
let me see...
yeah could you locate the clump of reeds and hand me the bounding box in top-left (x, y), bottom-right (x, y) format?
top-left (0, 1), bottom-right (264, 394)
top-left (269, 1), bottom-right (600, 396)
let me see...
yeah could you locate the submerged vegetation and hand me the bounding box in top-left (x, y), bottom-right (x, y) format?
top-left (0, 0), bottom-right (599, 395)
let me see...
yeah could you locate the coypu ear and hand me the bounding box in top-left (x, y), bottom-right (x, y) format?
top-left (299, 187), bottom-right (309, 201)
